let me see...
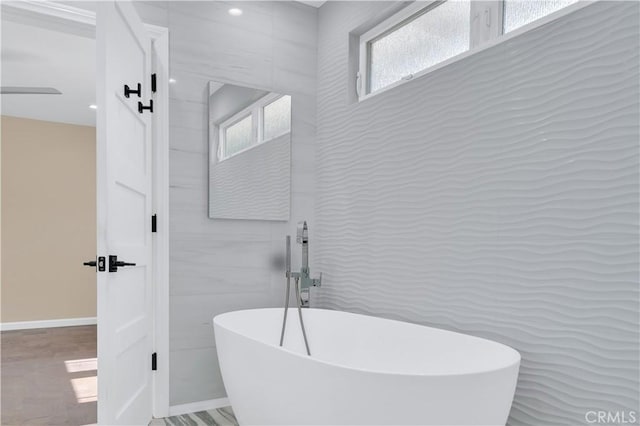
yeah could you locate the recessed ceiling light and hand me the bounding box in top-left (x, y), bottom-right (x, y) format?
top-left (228, 8), bottom-right (243, 16)
top-left (89, 104), bottom-right (97, 110)
top-left (169, 78), bottom-right (177, 84)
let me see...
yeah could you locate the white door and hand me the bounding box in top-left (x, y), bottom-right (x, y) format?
top-left (96, 2), bottom-right (153, 424)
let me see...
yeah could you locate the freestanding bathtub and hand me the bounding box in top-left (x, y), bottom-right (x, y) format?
top-left (214, 308), bottom-right (520, 426)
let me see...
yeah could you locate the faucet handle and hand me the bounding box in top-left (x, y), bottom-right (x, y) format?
top-left (296, 221), bottom-right (308, 244)
top-left (313, 272), bottom-right (322, 287)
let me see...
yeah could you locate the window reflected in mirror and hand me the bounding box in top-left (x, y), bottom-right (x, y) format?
top-left (208, 80), bottom-right (291, 221)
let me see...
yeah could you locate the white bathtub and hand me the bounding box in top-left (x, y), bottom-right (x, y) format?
top-left (214, 308), bottom-right (520, 426)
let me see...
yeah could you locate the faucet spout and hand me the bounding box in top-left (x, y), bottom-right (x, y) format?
top-left (289, 221), bottom-right (321, 307)
top-left (297, 221), bottom-right (309, 272)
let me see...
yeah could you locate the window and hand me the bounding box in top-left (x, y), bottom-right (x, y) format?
top-left (503, 0), bottom-right (580, 33)
top-left (358, 0), bottom-right (585, 99)
top-left (219, 94), bottom-right (291, 161)
top-left (263, 95), bottom-right (292, 141)
top-left (224, 115), bottom-right (253, 158)
top-left (367, 1), bottom-right (471, 94)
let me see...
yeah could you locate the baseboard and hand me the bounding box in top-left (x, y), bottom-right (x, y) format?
top-left (0, 317), bottom-right (97, 331)
top-left (168, 397), bottom-right (230, 417)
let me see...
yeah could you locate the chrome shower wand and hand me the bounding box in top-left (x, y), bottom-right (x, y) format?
top-left (279, 236), bottom-right (291, 347)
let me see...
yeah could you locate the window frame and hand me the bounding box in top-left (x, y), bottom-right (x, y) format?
top-left (218, 92), bottom-right (291, 161)
top-left (357, 0), bottom-right (590, 102)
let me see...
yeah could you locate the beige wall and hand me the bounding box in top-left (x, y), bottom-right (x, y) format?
top-left (1, 116), bottom-right (96, 322)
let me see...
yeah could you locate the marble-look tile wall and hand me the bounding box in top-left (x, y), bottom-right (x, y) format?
top-left (135, 1), bottom-right (318, 405)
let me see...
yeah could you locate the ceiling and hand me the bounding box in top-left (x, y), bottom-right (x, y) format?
top-left (1, 19), bottom-right (96, 126)
top-left (0, 1), bottom-right (323, 127)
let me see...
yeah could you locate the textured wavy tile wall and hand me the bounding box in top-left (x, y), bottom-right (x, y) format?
top-left (315, 2), bottom-right (639, 425)
top-left (209, 134), bottom-right (290, 220)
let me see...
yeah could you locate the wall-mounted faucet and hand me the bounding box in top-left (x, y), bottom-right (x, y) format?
top-left (287, 221), bottom-right (321, 307)
top-left (280, 221), bottom-right (321, 355)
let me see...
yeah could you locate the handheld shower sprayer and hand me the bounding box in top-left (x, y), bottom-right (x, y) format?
top-left (285, 235), bottom-right (291, 278)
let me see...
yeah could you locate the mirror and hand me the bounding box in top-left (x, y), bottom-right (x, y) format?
top-left (208, 80), bottom-right (291, 220)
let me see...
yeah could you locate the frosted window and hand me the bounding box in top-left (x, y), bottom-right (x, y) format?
top-left (263, 95), bottom-right (291, 141)
top-left (503, 0), bottom-right (579, 33)
top-left (369, 0), bottom-right (470, 93)
top-left (224, 115), bottom-right (252, 157)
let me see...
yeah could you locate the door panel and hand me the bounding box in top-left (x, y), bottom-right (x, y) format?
top-left (96, 2), bottom-right (153, 424)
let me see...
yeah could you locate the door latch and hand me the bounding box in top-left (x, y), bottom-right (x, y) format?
top-left (108, 255), bottom-right (136, 272)
top-left (83, 256), bottom-right (106, 272)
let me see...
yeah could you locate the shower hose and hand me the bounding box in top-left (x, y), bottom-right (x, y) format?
top-left (279, 275), bottom-right (311, 356)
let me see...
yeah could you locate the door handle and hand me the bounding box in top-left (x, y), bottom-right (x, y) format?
top-left (83, 256), bottom-right (106, 272)
top-left (109, 255), bottom-right (136, 272)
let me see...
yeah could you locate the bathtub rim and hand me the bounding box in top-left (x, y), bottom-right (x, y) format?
top-left (213, 307), bottom-right (521, 378)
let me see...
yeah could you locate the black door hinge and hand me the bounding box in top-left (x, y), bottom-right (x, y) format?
top-left (152, 352), bottom-right (157, 371)
top-left (151, 73), bottom-right (157, 93)
top-left (151, 214), bottom-right (157, 233)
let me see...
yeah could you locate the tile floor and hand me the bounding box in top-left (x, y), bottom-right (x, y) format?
top-left (150, 407), bottom-right (238, 426)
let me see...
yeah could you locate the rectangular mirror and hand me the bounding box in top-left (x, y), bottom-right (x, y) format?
top-left (208, 80), bottom-right (291, 220)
